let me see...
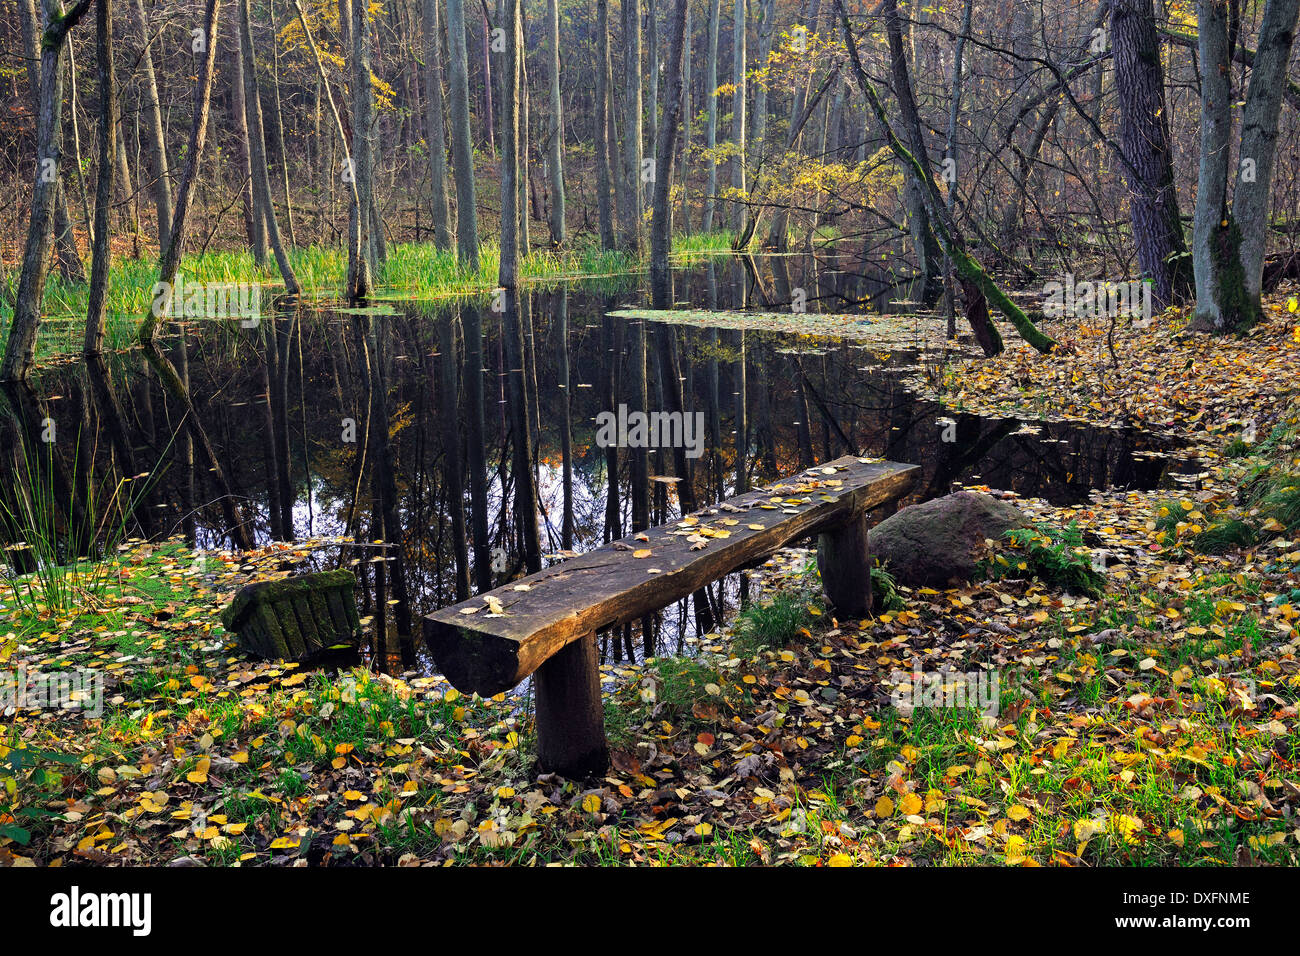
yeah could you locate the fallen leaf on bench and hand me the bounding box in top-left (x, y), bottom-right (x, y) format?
top-left (634, 533), bottom-right (650, 541)
top-left (747, 524), bottom-right (765, 530)
top-left (633, 549), bottom-right (652, 558)
top-left (512, 584), bottom-right (532, 591)
top-left (484, 596), bottom-right (505, 614)
top-left (458, 606), bottom-right (480, 615)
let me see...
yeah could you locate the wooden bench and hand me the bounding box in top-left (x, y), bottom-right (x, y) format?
top-left (424, 457), bottom-right (919, 777)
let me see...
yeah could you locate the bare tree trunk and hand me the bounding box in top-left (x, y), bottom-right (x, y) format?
top-left (447, 0), bottom-right (480, 269)
top-left (292, 0), bottom-right (365, 297)
top-left (85, 0), bottom-right (116, 355)
top-left (729, 0), bottom-right (747, 236)
top-left (883, 0), bottom-right (941, 289)
top-left (1, 0), bottom-right (94, 383)
top-left (678, 0), bottom-right (692, 227)
top-left (230, 17), bottom-right (266, 263)
top-left (267, 0), bottom-right (298, 247)
top-left (1233, 0), bottom-right (1299, 307)
top-left (620, 0), bottom-right (645, 252)
top-left (544, 0), bottom-right (565, 245)
top-left (595, 0), bottom-right (617, 249)
top-left (751, 0), bottom-right (774, 154)
top-left (1192, 0), bottom-right (1300, 331)
top-left (423, 0), bottom-right (453, 250)
top-left (499, 0), bottom-right (521, 288)
top-left (131, 0), bottom-right (172, 253)
top-left (239, 0), bottom-right (300, 292)
top-left (1109, 0), bottom-right (1190, 307)
top-left (349, 0), bottom-right (380, 279)
top-left (648, 0), bottom-right (660, 157)
top-left (702, 0), bottom-right (721, 232)
top-left (837, 0), bottom-right (1056, 354)
top-left (765, 0), bottom-right (819, 248)
top-left (651, 0), bottom-right (689, 307)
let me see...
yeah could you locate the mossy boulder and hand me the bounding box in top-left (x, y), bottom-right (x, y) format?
top-left (871, 491), bottom-right (1030, 587)
top-left (221, 569), bottom-right (362, 664)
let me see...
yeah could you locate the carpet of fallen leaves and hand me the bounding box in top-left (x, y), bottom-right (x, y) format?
top-left (911, 291), bottom-right (1300, 458)
top-left (3, 301), bottom-right (1300, 867)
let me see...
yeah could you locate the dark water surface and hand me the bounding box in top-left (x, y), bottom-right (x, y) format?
top-left (2, 254), bottom-right (1199, 671)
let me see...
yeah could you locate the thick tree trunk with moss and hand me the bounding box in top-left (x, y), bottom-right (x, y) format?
top-left (837, 0), bottom-right (1055, 355)
top-left (1191, 0), bottom-right (1300, 332)
top-left (883, 0), bottom-right (942, 290)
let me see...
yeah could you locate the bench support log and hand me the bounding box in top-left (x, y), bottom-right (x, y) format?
top-left (817, 513), bottom-right (872, 617)
top-left (534, 633), bottom-right (609, 776)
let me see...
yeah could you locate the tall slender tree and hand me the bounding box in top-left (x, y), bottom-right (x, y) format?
top-left (238, 0), bottom-right (301, 292)
top-left (544, 0), bottom-right (565, 245)
top-left (423, 0), bottom-right (453, 250)
top-left (446, 0), bottom-right (480, 269)
top-left (1, 0), bottom-right (94, 382)
top-left (85, 0), bottom-right (116, 355)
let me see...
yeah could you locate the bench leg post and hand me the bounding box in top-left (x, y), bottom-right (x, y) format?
top-left (534, 633), bottom-right (609, 777)
top-left (817, 514), bottom-right (872, 617)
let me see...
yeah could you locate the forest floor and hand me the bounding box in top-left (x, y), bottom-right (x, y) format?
top-left (2, 293), bottom-right (1299, 867)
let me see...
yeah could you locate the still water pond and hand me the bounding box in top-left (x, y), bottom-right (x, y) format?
top-left (2, 254), bottom-right (1198, 670)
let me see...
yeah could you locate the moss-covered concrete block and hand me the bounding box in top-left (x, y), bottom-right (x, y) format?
top-left (221, 570), bottom-right (361, 665)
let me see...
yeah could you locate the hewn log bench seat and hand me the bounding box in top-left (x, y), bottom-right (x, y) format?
top-left (424, 456), bottom-right (919, 776)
